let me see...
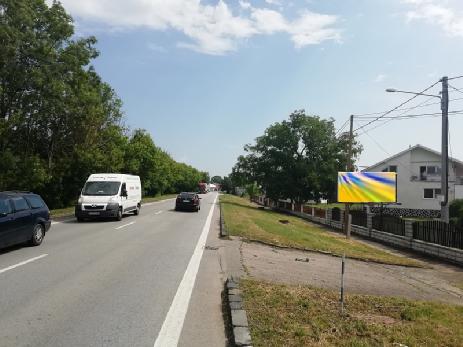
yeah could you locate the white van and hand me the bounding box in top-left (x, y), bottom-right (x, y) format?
top-left (75, 174), bottom-right (142, 222)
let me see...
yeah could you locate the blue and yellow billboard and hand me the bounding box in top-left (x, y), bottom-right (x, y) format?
top-left (337, 172), bottom-right (397, 203)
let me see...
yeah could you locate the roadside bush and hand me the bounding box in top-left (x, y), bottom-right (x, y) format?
top-left (449, 199), bottom-right (463, 226)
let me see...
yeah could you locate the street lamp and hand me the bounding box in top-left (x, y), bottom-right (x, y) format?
top-left (385, 88), bottom-right (441, 100)
top-left (385, 78), bottom-right (449, 223)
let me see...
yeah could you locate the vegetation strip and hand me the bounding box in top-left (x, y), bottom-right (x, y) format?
top-left (241, 279), bottom-right (463, 347)
top-left (220, 194), bottom-right (422, 267)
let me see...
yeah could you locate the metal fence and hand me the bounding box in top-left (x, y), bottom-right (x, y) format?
top-left (350, 210), bottom-right (367, 228)
top-left (303, 205), bottom-right (312, 215)
top-left (413, 220), bottom-right (463, 250)
top-left (372, 215), bottom-right (406, 236)
top-left (331, 207), bottom-right (341, 222)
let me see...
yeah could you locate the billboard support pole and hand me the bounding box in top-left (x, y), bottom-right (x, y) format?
top-left (344, 115), bottom-right (354, 239)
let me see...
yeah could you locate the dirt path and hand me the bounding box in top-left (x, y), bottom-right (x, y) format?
top-left (240, 239), bottom-right (463, 305)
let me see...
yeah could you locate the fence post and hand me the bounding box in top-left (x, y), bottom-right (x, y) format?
top-left (339, 210), bottom-right (345, 230)
top-left (300, 204), bottom-right (303, 213)
top-left (367, 213), bottom-right (374, 238)
top-left (311, 207), bottom-right (315, 216)
top-left (292, 203), bottom-right (295, 212)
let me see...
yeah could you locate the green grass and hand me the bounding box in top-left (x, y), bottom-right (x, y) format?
top-left (241, 278), bottom-right (463, 347)
top-left (220, 194), bottom-right (421, 267)
top-left (50, 194), bottom-right (177, 218)
top-left (50, 206), bottom-right (76, 218)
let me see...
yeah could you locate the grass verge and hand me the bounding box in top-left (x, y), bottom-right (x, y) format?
top-left (220, 194), bottom-right (421, 267)
top-left (50, 194), bottom-right (177, 218)
top-left (242, 278), bottom-right (463, 347)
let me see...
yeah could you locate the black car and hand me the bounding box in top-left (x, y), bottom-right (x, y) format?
top-left (0, 191), bottom-right (51, 249)
top-left (175, 192), bottom-right (201, 212)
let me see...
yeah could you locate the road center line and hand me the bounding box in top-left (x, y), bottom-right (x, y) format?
top-left (115, 221), bottom-right (136, 230)
top-left (153, 195), bottom-right (218, 347)
top-left (0, 254), bottom-right (49, 275)
top-left (154, 211), bottom-right (163, 215)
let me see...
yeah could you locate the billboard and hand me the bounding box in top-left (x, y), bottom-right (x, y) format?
top-left (337, 172), bottom-right (397, 203)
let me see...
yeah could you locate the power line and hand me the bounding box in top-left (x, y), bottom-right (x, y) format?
top-left (357, 121), bottom-right (417, 176)
top-left (335, 118), bottom-right (350, 136)
top-left (448, 83), bottom-right (463, 95)
top-left (448, 75), bottom-right (463, 81)
top-left (355, 109), bottom-right (463, 121)
top-left (353, 80), bottom-right (441, 133)
top-left (355, 95), bottom-right (437, 135)
top-left (353, 96), bottom-right (463, 118)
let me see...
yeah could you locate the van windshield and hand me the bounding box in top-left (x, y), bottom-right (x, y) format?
top-left (82, 181), bottom-right (121, 196)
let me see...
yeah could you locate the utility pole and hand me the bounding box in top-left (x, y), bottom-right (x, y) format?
top-left (441, 76), bottom-right (449, 223)
top-left (344, 114), bottom-right (354, 239)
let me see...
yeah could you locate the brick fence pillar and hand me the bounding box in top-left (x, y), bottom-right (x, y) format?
top-left (405, 220), bottom-right (413, 241)
top-left (367, 213), bottom-right (374, 238)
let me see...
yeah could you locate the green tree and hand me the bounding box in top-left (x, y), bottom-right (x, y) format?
top-left (232, 110), bottom-right (362, 203)
top-left (211, 176), bottom-right (223, 184)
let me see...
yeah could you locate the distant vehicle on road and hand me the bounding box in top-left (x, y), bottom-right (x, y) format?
top-left (198, 182), bottom-right (208, 194)
top-left (175, 192), bottom-right (201, 212)
top-left (0, 191), bottom-right (51, 249)
top-left (75, 174), bottom-right (142, 222)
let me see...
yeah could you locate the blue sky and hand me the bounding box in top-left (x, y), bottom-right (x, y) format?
top-left (53, 0), bottom-right (463, 176)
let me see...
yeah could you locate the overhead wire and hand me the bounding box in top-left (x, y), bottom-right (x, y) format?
top-left (335, 118), bottom-right (350, 136)
top-left (353, 80), bottom-right (441, 133)
top-left (355, 110), bottom-right (463, 121)
top-left (355, 95), bottom-right (437, 136)
top-left (356, 120), bottom-right (418, 176)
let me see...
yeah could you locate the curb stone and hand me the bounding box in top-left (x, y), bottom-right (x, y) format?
top-left (226, 277), bottom-right (253, 347)
top-left (220, 203), bottom-right (229, 237)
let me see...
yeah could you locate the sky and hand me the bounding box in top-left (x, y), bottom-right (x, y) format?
top-left (50, 0), bottom-right (463, 176)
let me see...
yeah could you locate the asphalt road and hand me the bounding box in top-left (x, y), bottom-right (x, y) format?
top-left (0, 192), bottom-right (225, 347)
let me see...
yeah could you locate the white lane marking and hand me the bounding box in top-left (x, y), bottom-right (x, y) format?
top-left (0, 254), bottom-right (48, 275)
top-left (115, 221), bottom-right (136, 230)
top-left (154, 211), bottom-right (163, 215)
top-left (51, 221), bottom-right (60, 225)
top-left (153, 195), bottom-right (217, 347)
top-left (144, 198), bottom-right (176, 207)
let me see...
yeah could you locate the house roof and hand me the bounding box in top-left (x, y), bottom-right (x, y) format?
top-left (364, 144), bottom-right (463, 171)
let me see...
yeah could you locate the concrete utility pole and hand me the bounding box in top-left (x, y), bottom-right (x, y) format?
top-left (344, 114), bottom-right (354, 239)
top-left (441, 76), bottom-right (449, 223)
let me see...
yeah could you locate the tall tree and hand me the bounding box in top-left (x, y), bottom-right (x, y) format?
top-left (232, 110), bottom-right (362, 203)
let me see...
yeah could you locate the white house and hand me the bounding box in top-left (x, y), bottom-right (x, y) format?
top-left (364, 145), bottom-right (463, 212)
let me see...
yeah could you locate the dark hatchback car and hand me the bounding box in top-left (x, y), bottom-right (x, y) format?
top-left (0, 192), bottom-right (51, 249)
top-left (175, 192), bottom-right (201, 212)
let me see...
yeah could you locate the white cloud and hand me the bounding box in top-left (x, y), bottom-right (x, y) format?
top-left (51, 0), bottom-right (340, 55)
top-left (402, 0), bottom-right (463, 37)
top-left (374, 74), bottom-right (387, 83)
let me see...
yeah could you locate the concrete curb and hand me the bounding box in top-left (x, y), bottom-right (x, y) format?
top-left (226, 277), bottom-right (253, 347)
top-left (220, 203), bottom-right (229, 237)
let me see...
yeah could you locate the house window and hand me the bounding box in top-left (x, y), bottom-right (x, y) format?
top-left (382, 167), bottom-right (388, 172)
top-left (423, 188), bottom-right (441, 199)
top-left (389, 165), bottom-right (397, 173)
top-left (420, 166), bottom-right (441, 180)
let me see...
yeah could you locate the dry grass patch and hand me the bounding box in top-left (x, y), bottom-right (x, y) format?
top-left (220, 194), bottom-right (421, 267)
top-left (242, 279), bottom-right (463, 347)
